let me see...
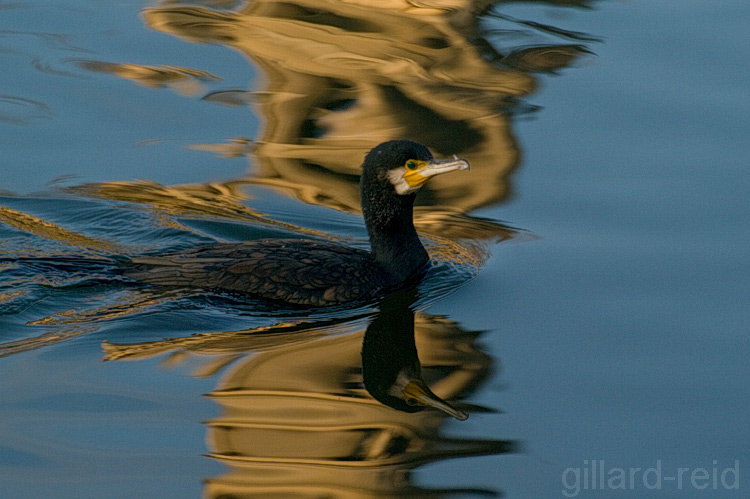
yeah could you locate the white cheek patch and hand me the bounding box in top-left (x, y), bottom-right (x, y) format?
top-left (388, 167), bottom-right (419, 195)
top-left (388, 370), bottom-right (411, 398)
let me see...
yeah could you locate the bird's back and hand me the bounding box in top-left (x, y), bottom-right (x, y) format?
top-left (123, 239), bottom-right (394, 306)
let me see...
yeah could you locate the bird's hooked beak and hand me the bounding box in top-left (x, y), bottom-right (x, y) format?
top-left (402, 379), bottom-right (469, 420)
top-left (390, 155), bottom-right (470, 195)
top-left (402, 155), bottom-right (470, 190)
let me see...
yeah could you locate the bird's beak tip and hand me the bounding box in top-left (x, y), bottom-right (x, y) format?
top-left (404, 380), bottom-right (469, 420)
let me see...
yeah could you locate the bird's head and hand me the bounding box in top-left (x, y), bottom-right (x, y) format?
top-left (362, 140), bottom-right (470, 196)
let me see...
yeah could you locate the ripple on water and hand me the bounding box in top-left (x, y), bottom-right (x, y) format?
top-left (0, 94), bottom-right (53, 125)
top-left (0, 189), bottom-right (515, 361)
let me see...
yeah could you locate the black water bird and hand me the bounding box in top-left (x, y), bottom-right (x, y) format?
top-left (124, 140), bottom-right (469, 306)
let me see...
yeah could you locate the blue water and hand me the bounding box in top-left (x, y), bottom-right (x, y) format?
top-left (2, 1), bottom-right (748, 498)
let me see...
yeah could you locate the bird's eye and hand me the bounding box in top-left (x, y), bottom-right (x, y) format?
top-left (406, 160), bottom-right (418, 170)
top-left (405, 397), bottom-right (419, 406)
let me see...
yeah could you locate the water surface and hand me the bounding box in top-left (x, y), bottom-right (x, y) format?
top-left (1, 1), bottom-right (748, 498)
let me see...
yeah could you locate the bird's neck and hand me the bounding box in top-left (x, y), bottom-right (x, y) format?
top-left (363, 195), bottom-right (429, 284)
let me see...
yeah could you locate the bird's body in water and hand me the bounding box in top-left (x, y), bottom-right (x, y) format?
top-left (123, 140), bottom-right (470, 306)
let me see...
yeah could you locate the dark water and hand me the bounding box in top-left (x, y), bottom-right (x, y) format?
top-left (2, 1), bottom-right (748, 498)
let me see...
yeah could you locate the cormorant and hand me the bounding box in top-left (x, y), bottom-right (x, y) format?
top-left (123, 140), bottom-right (469, 306)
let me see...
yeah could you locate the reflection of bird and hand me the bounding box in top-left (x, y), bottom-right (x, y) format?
top-left (124, 141), bottom-right (469, 306)
top-left (362, 290), bottom-right (468, 420)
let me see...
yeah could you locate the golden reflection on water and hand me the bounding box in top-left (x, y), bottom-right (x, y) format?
top-left (74, 60), bottom-right (221, 96)
top-left (0, 205), bottom-right (118, 255)
top-left (67, 0), bottom-right (538, 218)
top-left (0, 0), bottom-right (597, 495)
top-left (138, 0), bottom-right (531, 210)
top-left (104, 289), bottom-right (513, 497)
